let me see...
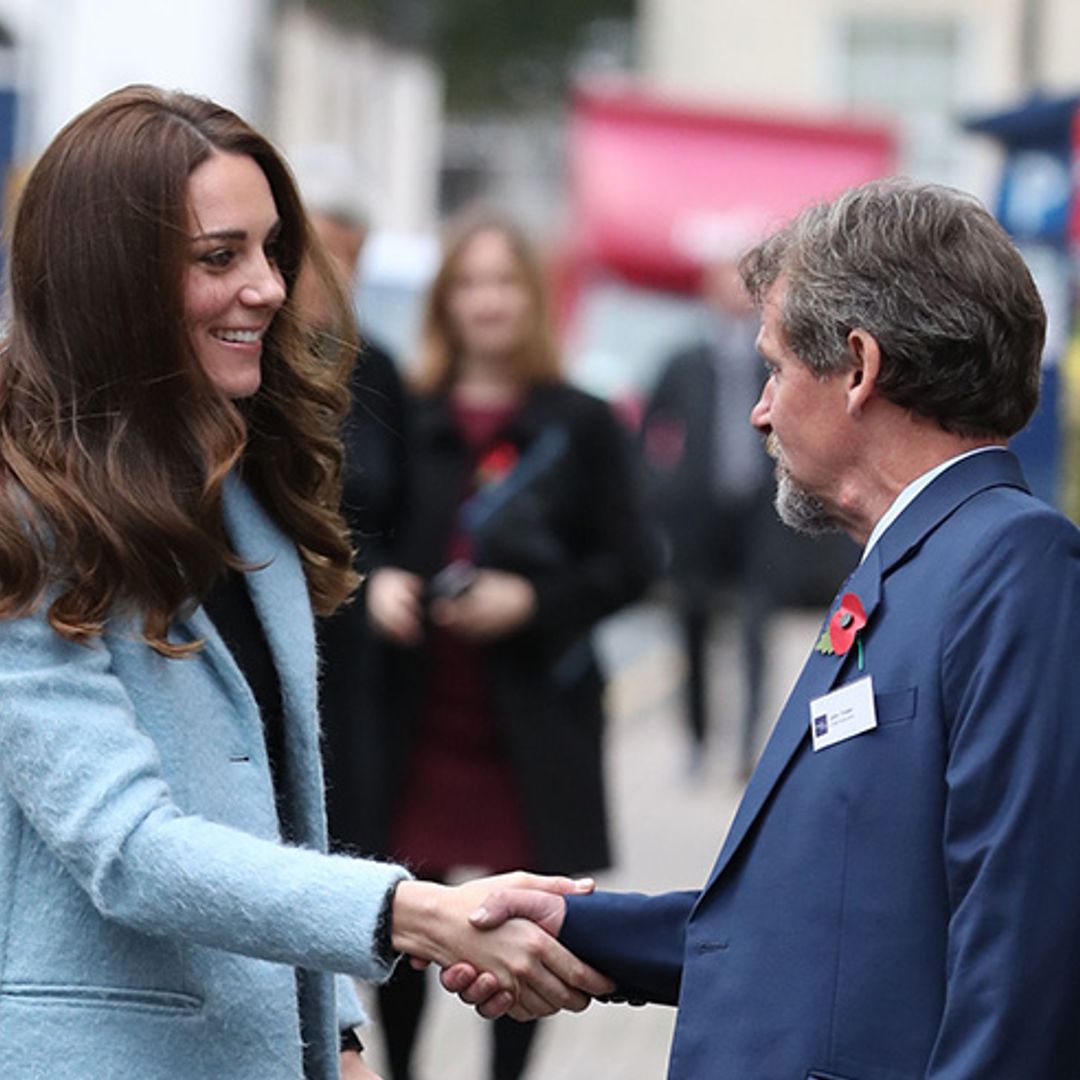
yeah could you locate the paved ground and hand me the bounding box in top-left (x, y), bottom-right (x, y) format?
top-left (357, 601), bottom-right (824, 1080)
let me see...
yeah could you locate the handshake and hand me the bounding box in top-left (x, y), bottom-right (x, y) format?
top-left (389, 871), bottom-right (613, 1021)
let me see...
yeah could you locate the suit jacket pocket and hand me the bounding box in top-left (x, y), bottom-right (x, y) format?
top-left (874, 686), bottom-right (916, 727)
top-left (808, 1072), bottom-right (858, 1080)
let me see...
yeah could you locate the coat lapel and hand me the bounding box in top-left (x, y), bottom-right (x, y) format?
top-left (701, 449), bottom-right (1029, 894)
top-left (219, 473), bottom-right (325, 848)
top-left (183, 604), bottom-right (258, 721)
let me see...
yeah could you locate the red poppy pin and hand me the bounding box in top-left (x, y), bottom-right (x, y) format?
top-left (476, 441), bottom-right (519, 487)
top-left (815, 591), bottom-right (868, 670)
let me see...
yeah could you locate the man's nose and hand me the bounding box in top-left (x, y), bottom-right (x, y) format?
top-left (750, 383), bottom-right (771, 433)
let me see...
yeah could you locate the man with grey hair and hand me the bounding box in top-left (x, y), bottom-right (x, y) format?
top-left (447, 179), bottom-right (1080, 1077)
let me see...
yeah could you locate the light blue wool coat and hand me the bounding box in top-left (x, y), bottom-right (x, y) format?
top-left (0, 475), bottom-right (410, 1079)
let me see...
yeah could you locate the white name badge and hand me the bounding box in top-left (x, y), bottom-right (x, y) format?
top-left (809, 675), bottom-right (877, 751)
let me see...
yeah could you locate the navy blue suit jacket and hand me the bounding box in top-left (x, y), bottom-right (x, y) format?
top-left (563, 450), bottom-right (1080, 1079)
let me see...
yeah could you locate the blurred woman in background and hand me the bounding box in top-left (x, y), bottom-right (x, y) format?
top-left (363, 214), bottom-right (656, 1079)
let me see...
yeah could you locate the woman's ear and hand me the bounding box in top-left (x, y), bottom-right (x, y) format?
top-left (845, 328), bottom-right (881, 416)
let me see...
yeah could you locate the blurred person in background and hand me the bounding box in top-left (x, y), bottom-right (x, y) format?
top-left (290, 158), bottom-right (410, 859)
top-left (0, 85), bottom-right (612, 1080)
top-left (362, 213), bottom-right (656, 1079)
top-left (639, 256), bottom-right (778, 778)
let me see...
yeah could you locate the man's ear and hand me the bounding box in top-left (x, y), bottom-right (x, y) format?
top-left (845, 329), bottom-right (881, 416)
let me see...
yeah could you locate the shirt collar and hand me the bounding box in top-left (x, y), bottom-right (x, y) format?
top-left (861, 445), bottom-right (1007, 563)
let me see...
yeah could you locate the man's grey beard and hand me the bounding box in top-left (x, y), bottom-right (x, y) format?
top-left (774, 469), bottom-right (840, 534)
top-left (766, 435), bottom-right (840, 536)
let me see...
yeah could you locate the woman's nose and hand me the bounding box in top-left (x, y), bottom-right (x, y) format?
top-left (240, 256), bottom-right (286, 310)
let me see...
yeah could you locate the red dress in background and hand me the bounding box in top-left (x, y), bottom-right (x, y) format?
top-left (389, 399), bottom-right (535, 875)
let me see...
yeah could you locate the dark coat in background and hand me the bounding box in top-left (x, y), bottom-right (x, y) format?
top-left (642, 342), bottom-right (854, 609)
top-left (640, 342), bottom-right (776, 590)
top-left (317, 340), bottom-right (407, 852)
top-left (356, 381), bottom-right (657, 875)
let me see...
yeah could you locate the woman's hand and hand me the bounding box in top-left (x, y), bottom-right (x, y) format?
top-left (430, 570), bottom-right (536, 641)
top-left (439, 887), bottom-right (574, 1019)
top-left (390, 872), bottom-right (612, 1021)
top-left (366, 567), bottom-right (425, 646)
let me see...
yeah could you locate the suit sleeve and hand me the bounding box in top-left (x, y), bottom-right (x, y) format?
top-left (560, 889), bottom-right (698, 1006)
top-left (0, 604), bottom-right (410, 983)
top-left (928, 508), bottom-right (1080, 1075)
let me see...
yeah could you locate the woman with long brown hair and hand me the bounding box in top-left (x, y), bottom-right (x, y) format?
top-left (0, 86), bottom-right (609, 1080)
top-left (363, 214), bottom-right (656, 1079)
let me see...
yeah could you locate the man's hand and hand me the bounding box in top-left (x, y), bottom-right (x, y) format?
top-left (430, 570), bottom-right (536, 641)
top-left (391, 873), bottom-right (612, 1021)
top-left (440, 889), bottom-right (571, 1019)
top-left (472, 888), bottom-right (568, 936)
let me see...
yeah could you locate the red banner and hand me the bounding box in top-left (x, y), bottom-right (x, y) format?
top-left (568, 84), bottom-right (897, 293)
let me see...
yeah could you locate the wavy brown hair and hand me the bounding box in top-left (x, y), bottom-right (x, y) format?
top-left (412, 212), bottom-right (561, 394)
top-left (0, 85), bottom-right (358, 656)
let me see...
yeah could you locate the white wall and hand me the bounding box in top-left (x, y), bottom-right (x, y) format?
top-left (0, 0), bottom-right (441, 238)
top-left (636, 0), bottom-right (1080, 197)
top-left (0, 0), bottom-right (272, 155)
top-left (1041, 0), bottom-right (1080, 92)
top-left (639, 0), bottom-right (1080, 111)
top-left (272, 7), bottom-right (442, 233)
top-left (641, 1), bottom-right (826, 112)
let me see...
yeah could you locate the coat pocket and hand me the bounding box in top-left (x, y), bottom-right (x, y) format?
top-left (0, 982), bottom-right (203, 1015)
top-left (807, 1071), bottom-right (858, 1080)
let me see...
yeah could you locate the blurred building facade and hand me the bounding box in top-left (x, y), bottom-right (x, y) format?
top-left (0, 0), bottom-right (273, 154)
top-left (638, 0), bottom-right (1080, 197)
top-left (271, 5), bottom-right (441, 233)
top-left (0, 0), bottom-right (441, 236)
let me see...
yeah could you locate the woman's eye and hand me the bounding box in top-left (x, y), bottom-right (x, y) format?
top-left (199, 247), bottom-right (235, 270)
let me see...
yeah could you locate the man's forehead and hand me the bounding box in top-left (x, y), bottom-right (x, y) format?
top-left (761, 275), bottom-right (787, 314)
top-left (756, 277), bottom-right (787, 354)
top-left (754, 322), bottom-right (769, 355)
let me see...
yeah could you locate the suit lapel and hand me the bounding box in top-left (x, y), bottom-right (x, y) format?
top-left (704, 550), bottom-right (881, 890)
top-left (701, 449), bottom-right (1029, 894)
